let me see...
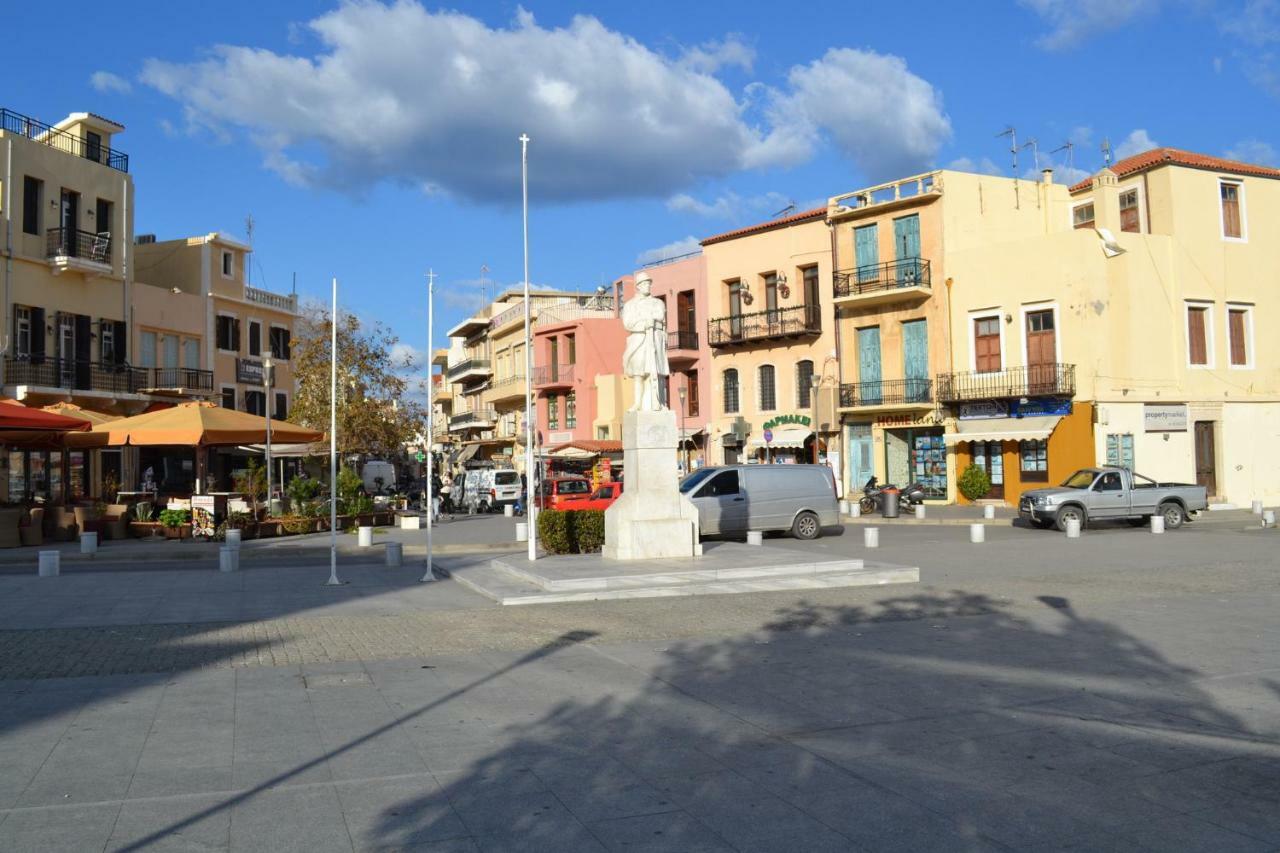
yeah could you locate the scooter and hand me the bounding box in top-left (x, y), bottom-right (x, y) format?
top-left (859, 476), bottom-right (897, 514)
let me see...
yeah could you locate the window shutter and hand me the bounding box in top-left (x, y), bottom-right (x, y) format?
top-left (113, 321), bottom-right (127, 364)
top-left (30, 308), bottom-right (45, 360)
top-left (1187, 308), bottom-right (1207, 365)
top-left (232, 319), bottom-right (241, 352)
top-left (282, 329), bottom-right (291, 360)
top-left (1228, 310), bottom-right (1247, 365)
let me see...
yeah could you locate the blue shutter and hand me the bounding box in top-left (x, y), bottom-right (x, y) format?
top-left (854, 224), bottom-right (879, 282)
top-left (858, 326), bottom-right (882, 404)
top-left (893, 215), bottom-right (921, 284)
top-left (902, 319), bottom-right (928, 402)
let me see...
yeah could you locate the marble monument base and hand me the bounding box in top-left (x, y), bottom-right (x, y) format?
top-left (603, 409), bottom-right (701, 560)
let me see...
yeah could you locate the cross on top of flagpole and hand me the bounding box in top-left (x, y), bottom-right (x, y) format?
top-left (519, 133), bottom-right (530, 144)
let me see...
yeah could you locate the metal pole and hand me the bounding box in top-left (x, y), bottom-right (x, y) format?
top-left (264, 355), bottom-right (273, 510)
top-left (421, 269), bottom-right (435, 583)
top-left (521, 133), bottom-right (537, 562)
top-left (326, 277), bottom-right (341, 586)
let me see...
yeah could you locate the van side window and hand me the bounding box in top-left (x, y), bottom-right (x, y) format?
top-left (703, 470), bottom-right (740, 497)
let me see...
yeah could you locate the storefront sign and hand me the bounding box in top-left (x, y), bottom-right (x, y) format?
top-left (762, 414), bottom-right (811, 430)
top-left (236, 358), bottom-right (264, 384)
top-left (1144, 403), bottom-right (1188, 432)
top-left (1011, 398), bottom-right (1072, 417)
top-left (875, 411), bottom-right (942, 428)
top-left (191, 495), bottom-right (216, 538)
top-left (959, 401), bottom-right (1008, 420)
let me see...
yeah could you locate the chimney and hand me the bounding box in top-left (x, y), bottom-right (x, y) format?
top-left (1041, 168), bottom-right (1054, 185)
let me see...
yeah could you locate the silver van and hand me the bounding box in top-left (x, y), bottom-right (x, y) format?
top-left (680, 464), bottom-right (839, 540)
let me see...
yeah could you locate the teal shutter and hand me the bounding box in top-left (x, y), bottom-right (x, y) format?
top-left (858, 326), bottom-right (882, 404)
top-left (902, 319), bottom-right (928, 402)
top-left (854, 224), bottom-right (879, 282)
top-left (893, 214), bottom-right (921, 284)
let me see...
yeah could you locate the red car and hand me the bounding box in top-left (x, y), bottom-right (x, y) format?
top-left (578, 482), bottom-right (623, 511)
top-left (536, 477), bottom-right (592, 510)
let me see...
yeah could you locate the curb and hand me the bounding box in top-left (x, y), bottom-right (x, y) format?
top-left (840, 515), bottom-right (1010, 526)
top-left (0, 540), bottom-right (524, 567)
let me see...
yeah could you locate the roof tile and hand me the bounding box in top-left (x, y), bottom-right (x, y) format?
top-left (1069, 147), bottom-right (1280, 192)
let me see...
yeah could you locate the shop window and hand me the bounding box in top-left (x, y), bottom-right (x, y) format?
top-left (1106, 433), bottom-right (1134, 470)
top-left (796, 360), bottom-right (814, 408)
top-left (723, 368), bottom-right (739, 414)
top-left (1119, 188), bottom-right (1140, 233)
top-left (1019, 440), bottom-right (1048, 482)
top-left (1072, 202), bottom-right (1095, 230)
top-left (757, 365), bottom-right (776, 411)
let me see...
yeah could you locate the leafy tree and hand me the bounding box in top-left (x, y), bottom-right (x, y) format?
top-left (291, 300), bottom-right (428, 458)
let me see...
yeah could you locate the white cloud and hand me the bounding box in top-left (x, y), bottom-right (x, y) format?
top-left (140, 3), bottom-right (949, 202)
top-left (1114, 129), bottom-right (1158, 160)
top-left (1225, 138), bottom-right (1278, 165)
top-left (666, 190), bottom-right (792, 219)
top-left (636, 236), bottom-right (701, 266)
top-left (1220, 0), bottom-right (1280, 45)
top-left (389, 341), bottom-right (425, 367)
top-left (1019, 0), bottom-right (1161, 50)
top-left (89, 71), bottom-right (132, 94)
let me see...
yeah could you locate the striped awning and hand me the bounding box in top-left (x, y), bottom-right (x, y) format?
top-left (943, 415), bottom-right (1062, 445)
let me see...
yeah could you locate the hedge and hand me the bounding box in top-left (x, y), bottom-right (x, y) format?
top-left (536, 509), bottom-right (606, 554)
top-left (958, 464), bottom-right (992, 501)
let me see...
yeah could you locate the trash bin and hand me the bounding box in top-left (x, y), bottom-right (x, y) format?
top-left (881, 487), bottom-right (901, 519)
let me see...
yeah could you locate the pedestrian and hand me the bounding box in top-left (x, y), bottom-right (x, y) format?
top-left (439, 474), bottom-right (453, 519)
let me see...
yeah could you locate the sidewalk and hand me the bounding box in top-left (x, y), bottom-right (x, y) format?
top-left (841, 502), bottom-right (1274, 529)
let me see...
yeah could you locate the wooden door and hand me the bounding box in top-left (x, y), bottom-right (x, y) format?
top-left (1194, 421), bottom-right (1217, 496)
top-left (1025, 309), bottom-right (1056, 392)
top-left (728, 282), bottom-right (743, 340)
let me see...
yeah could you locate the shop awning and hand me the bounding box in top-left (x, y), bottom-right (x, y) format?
top-left (943, 415), bottom-right (1062, 445)
top-left (456, 443), bottom-right (481, 463)
top-left (748, 425), bottom-right (812, 449)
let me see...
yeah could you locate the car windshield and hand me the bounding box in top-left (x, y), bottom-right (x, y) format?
top-left (1062, 470), bottom-right (1096, 489)
top-left (679, 468), bottom-right (717, 494)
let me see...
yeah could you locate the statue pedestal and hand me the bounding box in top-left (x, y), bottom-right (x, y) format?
top-left (603, 410), bottom-right (701, 560)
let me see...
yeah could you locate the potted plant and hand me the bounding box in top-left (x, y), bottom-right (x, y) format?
top-left (130, 501), bottom-right (162, 538)
top-left (157, 508), bottom-right (192, 540)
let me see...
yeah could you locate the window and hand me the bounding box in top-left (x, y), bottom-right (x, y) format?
top-left (138, 331), bottom-right (157, 368)
top-left (269, 326), bottom-right (292, 360)
top-left (163, 334), bottom-right (179, 369)
top-left (95, 198), bottom-right (113, 238)
top-left (796, 360), bottom-right (815, 408)
top-left (548, 395), bottom-right (559, 429)
top-left (216, 315), bottom-right (239, 351)
top-left (1096, 472), bottom-right (1123, 492)
top-left (222, 251), bottom-right (233, 277)
top-left (702, 470), bottom-right (740, 498)
top-left (1119, 188), bottom-right (1140, 233)
top-left (1106, 433), bottom-right (1135, 470)
top-left (248, 321), bottom-right (262, 357)
top-left (221, 387), bottom-right (236, 409)
top-left (686, 370), bottom-right (699, 417)
top-left (1072, 202), bottom-right (1095, 230)
top-left (1220, 181), bottom-right (1243, 240)
top-left (184, 339), bottom-right (200, 370)
top-left (85, 131), bottom-right (102, 163)
top-left (597, 426), bottom-right (610, 440)
top-left (727, 279), bottom-right (742, 316)
top-left (22, 177), bottom-right (41, 236)
top-left (1227, 304), bottom-right (1252, 368)
top-left (566, 334), bottom-right (576, 365)
top-left (802, 265), bottom-right (820, 308)
top-left (757, 365), bottom-right (776, 411)
top-left (1019, 440), bottom-right (1048, 482)
top-left (764, 273), bottom-right (778, 315)
top-left (566, 391), bottom-right (577, 428)
top-left (274, 392), bottom-right (288, 420)
top-left (100, 321), bottom-right (115, 363)
top-left (14, 307), bottom-right (31, 357)
top-left (1186, 303), bottom-right (1211, 367)
top-left (244, 390), bottom-right (266, 416)
top-left (973, 316), bottom-right (1002, 373)
top-left (723, 368), bottom-right (740, 414)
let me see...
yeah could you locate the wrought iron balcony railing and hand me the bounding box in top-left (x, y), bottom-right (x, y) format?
top-left (936, 363), bottom-right (1076, 403)
top-left (839, 378), bottom-right (932, 408)
top-left (531, 363), bottom-right (575, 386)
top-left (667, 330), bottom-right (699, 351)
top-left (707, 304), bottom-right (821, 347)
top-left (833, 257), bottom-right (930, 298)
top-left (46, 227), bottom-right (112, 264)
top-left (1, 108), bottom-right (130, 172)
top-left (4, 356), bottom-right (213, 396)
top-left (449, 408), bottom-right (497, 429)
top-left (446, 358), bottom-right (491, 381)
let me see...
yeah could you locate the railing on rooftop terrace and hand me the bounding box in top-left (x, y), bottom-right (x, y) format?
top-left (533, 297), bottom-right (616, 327)
top-left (829, 171), bottom-right (939, 212)
top-left (1, 109), bottom-right (129, 173)
top-left (639, 249), bottom-right (702, 269)
top-left (245, 286), bottom-right (298, 313)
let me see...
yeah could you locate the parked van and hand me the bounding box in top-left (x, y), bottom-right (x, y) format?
top-left (461, 469), bottom-right (522, 513)
top-left (362, 460), bottom-right (397, 495)
top-left (679, 464), bottom-right (838, 540)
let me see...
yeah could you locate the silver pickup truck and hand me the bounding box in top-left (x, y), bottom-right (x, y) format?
top-left (1019, 466), bottom-right (1208, 531)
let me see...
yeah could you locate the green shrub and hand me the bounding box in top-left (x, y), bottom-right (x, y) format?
top-left (348, 494), bottom-right (375, 516)
top-left (958, 464), bottom-right (992, 501)
top-left (336, 466), bottom-right (363, 501)
top-left (281, 516), bottom-right (312, 535)
top-left (536, 509), bottom-right (606, 554)
top-left (158, 509), bottom-right (191, 528)
top-left (287, 476), bottom-right (321, 505)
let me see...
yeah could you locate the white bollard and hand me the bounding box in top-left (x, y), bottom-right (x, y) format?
top-left (1150, 515), bottom-right (1165, 534)
top-left (1252, 500), bottom-right (1264, 515)
top-left (839, 500), bottom-right (851, 515)
top-left (80, 531), bottom-right (98, 555)
top-left (864, 527), bottom-right (879, 548)
top-left (850, 502), bottom-right (861, 518)
top-left (970, 523), bottom-right (985, 543)
top-left (914, 505), bottom-right (926, 520)
top-left (1065, 518), bottom-right (1081, 539)
top-left (219, 546), bottom-right (239, 573)
top-left (38, 551), bottom-right (60, 577)
top-left (1262, 510), bottom-right (1275, 528)
top-left (504, 504), bottom-right (514, 517)
top-left (357, 526), bottom-right (373, 547)
top-left (399, 514), bottom-right (421, 530)
top-left (385, 541), bottom-right (403, 567)
top-left (224, 528), bottom-right (242, 550)
top-left (516, 522), bottom-right (528, 542)
top-left (983, 505), bottom-right (996, 520)
top-left (746, 530), bottom-right (763, 546)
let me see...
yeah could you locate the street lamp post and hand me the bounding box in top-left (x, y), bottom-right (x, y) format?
top-left (677, 384), bottom-right (688, 475)
top-left (263, 355), bottom-right (274, 510)
top-left (421, 269), bottom-right (436, 583)
top-left (520, 133), bottom-right (537, 562)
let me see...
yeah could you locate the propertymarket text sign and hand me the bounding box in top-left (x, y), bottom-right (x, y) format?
top-left (1143, 403), bottom-right (1188, 432)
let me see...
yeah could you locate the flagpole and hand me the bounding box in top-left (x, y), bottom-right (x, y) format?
top-left (421, 269), bottom-right (436, 582)
top-left (326, 276), bottom-right (341, 586)
top-left (521, 133), bottom-right (537, 562)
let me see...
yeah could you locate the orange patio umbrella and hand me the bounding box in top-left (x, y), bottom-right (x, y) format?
top-left (0, 398), bottom-right (93, 432)
top-left (42, 402), bottom-right (120, 426)
top-left (93, 401), bottom-right (325, 447)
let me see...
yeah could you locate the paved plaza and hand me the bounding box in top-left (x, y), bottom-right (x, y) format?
top-left (0, 517), bottom-right (1278, 851)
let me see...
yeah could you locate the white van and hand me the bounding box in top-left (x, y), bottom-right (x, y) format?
top-left (461, 469), bottom-right (522, 513)
top-left (362, 460), bottom-right (397, 495)
top-left (680, 464), bottom-right (838, 540)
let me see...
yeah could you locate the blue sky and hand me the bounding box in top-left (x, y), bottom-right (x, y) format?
top-left (10, 0), bottom-right (1280, 364)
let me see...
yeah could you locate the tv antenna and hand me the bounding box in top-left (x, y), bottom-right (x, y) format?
top-left (1101, 138), bottom-right (1113, 167)
top-left (996, 126), bottom-right (1018, 173)
top-left (1049, 141), bottom-right (1075, 174)
top-left (772, 200), bottom-right (797, 218)
top-left (1020, 138), bottom-right (1040, 172)
top-left (480, 263), bottom-right (490, 304)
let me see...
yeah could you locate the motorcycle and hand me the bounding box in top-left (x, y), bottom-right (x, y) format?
top-left (859, 476), bottom-right (896, 514)
top-left (899, 482), bottom-right (927, 507)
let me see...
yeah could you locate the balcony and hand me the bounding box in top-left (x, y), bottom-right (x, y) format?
top-left (245, 286), bottom-right (298, 313)
top-left (1, 109), bottom-right (129, 172)
top-left (839, 378), bottom-right (933, 412)
top-left (532, 364), bottom-right (574, 389)
top-left (449, 408), bottom-right (497, 432)
top-left (708, 304), bottom-right (821, 348)
top-left (4, 357), bottom-right (213, 398)
top-left (936, 363), bottom-right (1076, 403)
top-left (432, 383), bottom-right (452, 404)
top-left (833, 258), bottom-right (931, 308)
top-left (533, 297), bottom-right (616, 329)
top-left (446, 358), bottom-right (491, 384)
top-left (447, 315), bottom-right (489, 338)
top-left (488, 374), bottom-right (529, 403)
top-left (46, 228), bottom-right (112, 276)
top-left (666, 330), bottom-right (700, 365)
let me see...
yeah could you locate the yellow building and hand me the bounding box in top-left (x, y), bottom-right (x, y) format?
top-left (700, 208), bottom-right (841, 476)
